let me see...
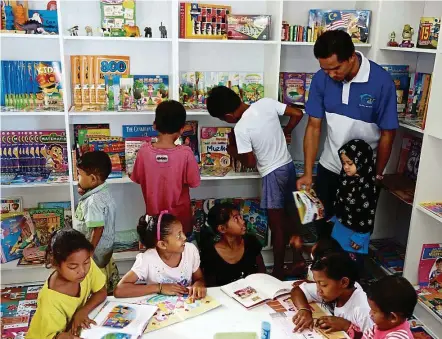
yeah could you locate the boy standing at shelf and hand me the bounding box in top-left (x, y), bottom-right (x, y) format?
top-left (206, 86), bottom-right (304, 279)
top-left (74, 150), bottom-right (119, 294)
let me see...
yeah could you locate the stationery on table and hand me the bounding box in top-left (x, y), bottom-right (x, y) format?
top-left (221, 274), bottom-right (291, 309)
top-left (80, 301), bottom-right (157, 339)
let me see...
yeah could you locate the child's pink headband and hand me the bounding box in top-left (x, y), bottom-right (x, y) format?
top-left (157, 210), bottom-right (168, 241)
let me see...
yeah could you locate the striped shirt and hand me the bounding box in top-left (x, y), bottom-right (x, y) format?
top-left (362, 321), bottom-right (414, 339)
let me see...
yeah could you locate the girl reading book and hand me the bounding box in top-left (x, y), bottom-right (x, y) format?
top-left (291, 252), bottom-right (372, 337)
top-left (201, 203), bottom-right (266, 287)
top-left (114, 212), bottom-right (206, 300)
top-left (26, 229), bottom-right (107, 339)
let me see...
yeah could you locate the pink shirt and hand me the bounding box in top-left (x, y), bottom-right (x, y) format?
top-left (362, 321), bottom-right (414, 339)
top-left (131, 143), bottom-right (201, 233)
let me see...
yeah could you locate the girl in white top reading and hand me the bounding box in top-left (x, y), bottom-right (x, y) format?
top-left (114, 211), bottom-right (206, 299)
top-left (291, 252), bottom-right (373, 338)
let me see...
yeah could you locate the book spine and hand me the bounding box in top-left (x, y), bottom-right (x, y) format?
top-left (179, 2), bottom-right (185, 39)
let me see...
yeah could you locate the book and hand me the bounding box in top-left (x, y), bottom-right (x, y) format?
top-left (28, 208), bottom-right (64, 246)
top-left (180, 121), bottom-right (200, 163)
top-left (417, 17), bottom-right (440, 49)
top-left (133, 295), bottom-right (220, 332)
top-left (125, 137), bottom-right (155, 176)
top-left (200, 127), bottom-right (232, 170)
top-left (281, 73), bottom-right (306, 105)
top-left (420, 202), bottom-right (442, 218)
top-left (37, 201), bottom-right (72, 228)
top-left (0, 212), bottom-right (35, 263)
top-left (1, 197), bottom-right (23, 214)
top-left (100, 0), bottom-right (136, 37)
top-left (293, 189), bottom-right (325, 224)
top-left (419, 244), bottom-right (442, 291)
top-left (382, 65), bottom-right (410, 115)
top-left (221, 273), bottom-right (291, 309)
top-left (241, 200), bottom-right (268, 247)
top-left (417, 287), bottom-right (442, 320)
top-left (80, 301), bottom-right (156, 339)
top-left (369, 238), bottom-right (406, 275)
top-left (227, 15), bottom-right (271, 40)
top-left (133, 75), bottom-right (169, 109)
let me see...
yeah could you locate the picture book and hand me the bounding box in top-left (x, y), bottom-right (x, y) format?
top-left (78, 128), bottom-right (111, 146)
top-left (308, 10), bottom-right (371, 43)
top-left (105, 74), bottom-right (121, 110)
top-left (396, 134), bottom-right (422, 182)
top-left (281, 73), bottom-right (306, 105)
top-left (180, 121), bottom-right (200, 163)
top-left (369, 238), bottom-right (406, 275)
top-left (417, 287), bottom-right (442, 320)
top-left (293, 189), bottom-right (325, 225)
top-left (408, 315), bottom-right (437, 339)
top-left (241, 200), bottom-right (268, 247)
top-left (18, 245), bottom-right (47, 266)
top-left (119, 76), bottom-right (135, 111)
top-left (179, 3), bottom-right (231, 39)
top-left (81, 301), bottom-right (156, 339)
top-left (239, 73), bottom-right (264, 105)
top-left (417, 17), bottom-right (440, 49)
top-left (200, 127), bottom-right (231, 169)
top-left (1, 197), bottom-right (23, 214)
top-left (227, 15), bottom-right (271, 40)
top-left (73, 124), bottom-right (110, 147)
top-left (101, 0), bottom-right (136, 37)
top-left (133, 294), bottom-right (221, 332)
top-left (420, 202), bottom-right (442, 219)
top-left (133, 75), bottom-right (169, 109)
top-left (125, 137), bottom-right (155, 176)
top-left (28, 208), bottom-right (64, 247)
top-left (419, 244), bottom-right (442, 291)
top-left (0, 212), bottom-right (35, 263)
top-left (382, 65), bottom-right (410, 115)
top-left (122, 125), bottom-right (158, 138)
top-left (37, 201), bottom-right (72, 228)
top-left (221, 274), bottom-right (291, 309)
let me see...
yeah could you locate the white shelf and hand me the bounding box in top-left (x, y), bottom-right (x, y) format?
top-left (380, 47), bottom-right (437, 54)
top-left (179, 38), bottom-right (278, 45)
top-left (416, 205), bottom-right (442, 224)
top-left (63, 36), bottom-right (172, 43)
top-left (0, 111), bottom-right (65, 116)
top-left (281, 41), bottom-right (371, 47)
top-left (0, 33), bottom-right (58, 39)
top-left (69, 110), bottom-right (210, 116)
top-left (0, 182), bottom-right (70, 189)
top-left (399, 122), bottom-right (424, 134)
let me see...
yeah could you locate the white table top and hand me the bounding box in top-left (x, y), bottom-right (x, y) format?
top-left (96, 283), bottom-right (298, 339)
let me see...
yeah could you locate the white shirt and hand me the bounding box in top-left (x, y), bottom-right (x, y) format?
top-left (234, 98), bottom-right (293, 177)
top-left (131, 243), bottom-right (200, 286)
top-left (300, 281), bottom-right (374, 333)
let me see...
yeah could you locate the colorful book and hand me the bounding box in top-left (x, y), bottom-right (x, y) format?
top-left (100, 0), bottom-right (136, 37)
top-left (382, 65), bottom-right (410, 115)
top-left (133, 75), bottom-right (169, 109)
top-left (125, 137), bottom-right (156, 176)
top-left (37, 201), bottom-right (72, 228)
top-left (242, 200), bottom-right (268, 247)
top-left (180, 121), bottom-right (200, 163)
top-left (419, 243), bottom-right (442, 291)
top-left (1, 197), bottom-right (23, 214)
top-left (200, 127), bottom-right (232, 171)
top-left (28, 208), bottom-right (64, 247)
top-left (281, 73), bottom-right (306, 105)
top-left (293, 189), bottom-right (325, 224)
top-left (122, 125), bottom-right (158, 138)
top-left (417, 17), bottom-right (440, 49)
top-left (0, 212), bottom-right (35, 263)
top-left (420, 202), bottom-right (442, 219)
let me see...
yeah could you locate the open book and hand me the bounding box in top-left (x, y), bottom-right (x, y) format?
top-left (80, 301), bottom-right (157, 339)
top-left (221, 274), bottom-right (291, 309)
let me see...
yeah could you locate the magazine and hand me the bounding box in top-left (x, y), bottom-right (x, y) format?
top-left (418, 244), bottom-right (442, 290)
top-left (221, 274), bottom-right (291, 309)
top-left (293, 189), bottom-right (325, 224)
top-left (80, 301), bottom-right (157, 339)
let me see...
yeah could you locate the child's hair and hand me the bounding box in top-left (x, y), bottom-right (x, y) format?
top-left (154, 100), bottom-right (186, 134)
top-left (312, 237), bottom-right (343, 260)
top-left (137, 213), bottom-right (179, 249)
top-left (207, 202), bottom-right (238, 234)
top-left (206, 86), bottom-right (241, 119)
top-left (45, 228), bottom-right (94, 268)
top-left (366, 276), bottom-right (417, 319)
top-left (436, 258), bottom-right (442, 265)
top-left (311, 252), bottom-right (359, 288)
top-left (77, 151), bottom-right (112, 182)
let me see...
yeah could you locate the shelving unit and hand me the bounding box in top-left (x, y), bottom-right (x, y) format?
top-left (1, 1), bottom-right (442, 334)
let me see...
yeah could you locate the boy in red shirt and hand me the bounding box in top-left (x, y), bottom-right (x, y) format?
top-left (131, 100), bottom-right (201, 234)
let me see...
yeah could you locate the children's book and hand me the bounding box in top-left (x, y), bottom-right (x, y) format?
top-left (417, 287), bottom-right (442, 320)
top-left (122, 125), bottom-right (158, 138)
top-left (417, 17), bottom-right (440, 49)
top-left (221, 274), bottom-right (291, 309)
top-left (180, 121), bottom-right (200, 163)
top-left (242, 200), bottom-right (268, 247)
top-left (133, 75), bottom-right (169, 109)
top-left (0, 212), bottom-right (35, 263)
top-left (293, 190), bottom-right (324, 224)
top-left (18, 245), bottom-right (47, 266)
top-left (1, 197), bottom-right (23, 214)
top-left (132, 294), bottom-right (221, 332)
top-left (101, 0), bottom-right (136, 37)
top-left (80, 301), bottom-right (156, 339)
top-left (37, 201), bottom-right (72, 228)
top-left (369, 238), bottom-right (406, 275)
top-left (282, 73), bottom-right (306, 105)
top-left (200, 127), bottom-right (232, 169)
top-left (420, 202), bottom-right (442, 219)
top-left (125, 137), bottom-right (156, 176)
top-left (382, 65), bottom-right (410, 115)
top-left (28, 208), bottom-right (64, 247)
top-left (419, 244), bottom-right (442, 291)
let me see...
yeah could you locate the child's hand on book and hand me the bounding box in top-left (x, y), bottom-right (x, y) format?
top-left (292, 309), bottom-right (313, 332)
top-left (188, 283), bottom-right (207, 300)
top-left (161, 283), bottom-right (189, 296)
top-left (316, 316), bottom-right (351, 333)
top-left (71, 307), bottom-right (96, 335)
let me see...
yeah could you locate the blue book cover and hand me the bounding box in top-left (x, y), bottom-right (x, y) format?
top-left (382, 65), bottom-right (410, 115)
top-left (122, 125), bottom-right (158, 138)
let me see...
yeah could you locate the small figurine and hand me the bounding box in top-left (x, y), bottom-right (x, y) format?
top-left (399, 24), bottom-right (414, 48)
top-left (101, 27), bottom-right (111, 37)
top-left (85, 26), bottom-right (93, 36)
top-left (159, 22), bottom-right (167, 38)
top-left (144, 26), bottom-right (152, 38)
top-left (387, 31), bottom-right (399, 47)
top-left (68, 25), bottom-right (79, 36)
top-left (123, 24), bottom-right (140, 37)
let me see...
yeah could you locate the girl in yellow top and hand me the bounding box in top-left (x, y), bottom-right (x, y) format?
top-left (26, 229), bottom-right (107, 339)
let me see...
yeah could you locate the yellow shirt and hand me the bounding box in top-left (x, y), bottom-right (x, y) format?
top-left (26, 260), bottom-right (105, 339)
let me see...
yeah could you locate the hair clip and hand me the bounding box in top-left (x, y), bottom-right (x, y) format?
top-left (157, 210), bottom-right (169, 241)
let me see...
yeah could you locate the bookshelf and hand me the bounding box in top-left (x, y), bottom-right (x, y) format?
top-left (1, 1), bottom-right (442, 333)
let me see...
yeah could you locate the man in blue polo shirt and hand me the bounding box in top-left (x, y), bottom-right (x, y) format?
top-left (297, 30), bottom-right (398, 238)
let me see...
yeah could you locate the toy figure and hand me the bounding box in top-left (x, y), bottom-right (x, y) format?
top-left (387, 31), bottom-right (399, 47)
top-left (101, 27), bottom-right (110, 37)
top-left (85, 26), bottom-right (93, 36)
top-left (399, 24), bottom-right (414, 48)
top-left (68, 25), bottom-right (78, 36)
top-left (123, 24), bottom-right (140, 37)
top-left (144, 26), bottom-right (152, 38)
top-left (16, 12), bottom-right (43, 34)
top-left (159, 22), bottom-right (167, 38)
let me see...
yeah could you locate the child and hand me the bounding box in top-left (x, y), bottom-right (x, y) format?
top-left (131, 100), bottom-right (201, 235)
top-left (74, 150), bottom-right (119, 294)
top-left (429, 257), bottom-right (442, 289)
top-left (291, 252), bottom-right (372, 336)
top-left (206, 86), bottom-right (304, 279)
top-left (331, 139), bottom-right (378, 260)
top-left (26, 229), bottom-right (107, 339)
top-left (201, 203), bottom-right (266, 287)
top-left (363, 276), bottom-right (417, 339)
top-left (114, 212), bottom-right (206, 299)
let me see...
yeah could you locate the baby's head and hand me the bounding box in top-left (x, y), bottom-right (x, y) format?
top-left (338, 139), bottom-right (374, 177)
top-left (45, 228), bottom-right (94, 283)
top-left (154, 100), bottom-right (186, 139)
top-left (207, 203), bottom-right (246, 237)
top-left (77, 150), bottom-right (112, 190)
top-left (436, 258), bottom-right (442, 271)
top-left (310, 252), bottom-right (359, 303)
top-left (311, 237), bottom-right (343, 261)
top-left (366, 276), bottom-right (417, 331)
top-left (137, 212), bottom-right (186, 253)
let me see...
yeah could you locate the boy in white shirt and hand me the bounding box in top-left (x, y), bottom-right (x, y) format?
top-left (206, 86), bottom-right (304, 279)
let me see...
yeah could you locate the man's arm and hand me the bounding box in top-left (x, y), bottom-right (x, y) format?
top-left (376, 130), bottom-right (396, 177)
top-left (296, 116), bottom-right (322, 191)
top-left (283, 105), bottom-right (304, 135)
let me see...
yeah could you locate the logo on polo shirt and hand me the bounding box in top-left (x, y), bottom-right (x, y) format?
top-left (359, 94), bottom-right (376, 108)
top-left (156, 155), bottom-right (168, 163)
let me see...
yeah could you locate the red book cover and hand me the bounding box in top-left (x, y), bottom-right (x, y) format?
top-left (179, 2), bottom-right (186, 39)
